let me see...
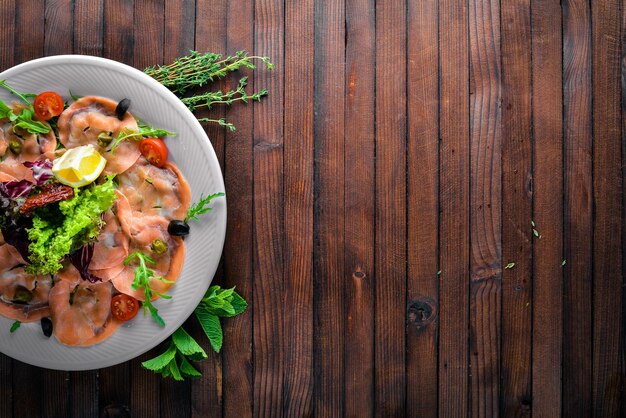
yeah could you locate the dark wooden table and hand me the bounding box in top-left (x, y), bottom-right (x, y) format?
top-left (0, 0), bottom-right (624, 417)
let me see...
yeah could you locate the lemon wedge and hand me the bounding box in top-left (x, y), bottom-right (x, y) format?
top-left (52, 145), bottom-right (107, 187)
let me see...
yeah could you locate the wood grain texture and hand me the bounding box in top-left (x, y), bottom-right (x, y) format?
top-left (74, 0), bottom-right (103, 56)
top-left (374, 0), bottom-right (407, 416)
top-left (592, 1), bottom-right (623, 416)
top-left (438, 0), bottom-right (470, 416)
top-left (469, 0), bottom-right (502, 415)
top-left (283, 0), bottom-right (314, 416)
top-left (406, 0), bottom-right (439, 415)
top-left (313, 0), bottom-right (345, 416)
top-left (219, 1), bottom-right (256, 418)
top-left (103, 0), bottom-right (134, 64)
top-left (344, 0), bottom-right (375, 416)
top-left (531, 1), bottom-right (563, 416)
top-left (500, 0), bottom-right (533, 415)
top-left (253, 0), bottom-right (285, 415)
top-left (15, 0), bottom-right (43, 64)
top-left (191, 1), bottom-right (227, 417)
top-left (45, 0), bottom-right (73, 55)
top-left (562, 1), bottom-right (593, 415)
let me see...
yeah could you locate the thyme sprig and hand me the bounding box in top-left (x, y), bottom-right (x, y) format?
top-left (180, 77), bottom-right (268, 111)
top-left (144, 50), bottom-right (273, 94)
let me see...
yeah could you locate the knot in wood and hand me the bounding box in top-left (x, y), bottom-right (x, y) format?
top-left (407, 298), bottom-right (436, 327)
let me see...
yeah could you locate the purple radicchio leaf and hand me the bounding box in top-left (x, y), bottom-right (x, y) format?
top-left (0, 218), bottom-right (31, 261)
top-left (69, 243), bottom-right (102, 283)
top-left (23, 160), bottom-right (53, 186)
top-left (0, 179), bottom-right (34, 199)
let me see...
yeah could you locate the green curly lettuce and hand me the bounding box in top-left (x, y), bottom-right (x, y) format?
top-left (26, 177), bottom-right (117, 275)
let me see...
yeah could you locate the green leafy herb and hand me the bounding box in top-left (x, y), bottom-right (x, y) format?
top-left (561, 259), bottom-right (566, 266)
top-left (143, 51), bottom-right (272, 131)
top-left (437, 270), bottom-right (442, 276)
top-left (181, 77), bottom-right (268, 111)
top-left (194, 285), bottom-right (248, 353)
top-left (144, 50), bottom-right (273, 94)
top-left (141, 328), bottom-right (207, 381)
top-left (10, 321), bottom-right (21, 333)
top-left (505, 262), bottom-right (516, 269)
top-left (145, 178), bottom-right (153, 185)
top-left (110, 122), bottom-right (175, 153)
top-left (0, 81), bottom-right (51, 135)
top-left (124, 251), bottom-right (174, 327)
top-left (26, 177), bottom-right (117, 275)
top-left (185, 192), bottom-right (225, 222)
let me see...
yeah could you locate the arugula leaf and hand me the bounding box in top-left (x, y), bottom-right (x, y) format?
top-left (124, 251), bottom-right (169, 326)
top-left (0, 81), bottom-right (51, 135)
top-left (185, 192), bottom-right (225, 222)
top-left (110, 122), bottom-right (175, 153)
top-left (10, 321), bottom-right (21, 333)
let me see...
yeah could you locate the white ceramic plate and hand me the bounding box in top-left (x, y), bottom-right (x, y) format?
top-left (0, 55), bottom-right (226, 370)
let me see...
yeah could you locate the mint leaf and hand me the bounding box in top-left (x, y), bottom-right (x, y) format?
top-left (195, 305), bottom-right (223, 353)
top-left (10, 321), bottom-right (21, 333)
top-left (172, 328), bottom-right (207, 361)
top-left (142, 342), bottom-right (176, 372)
top-left (169, 357), bottom-right (183, 381)
top-left (179, 356), bottom-right (202, 378)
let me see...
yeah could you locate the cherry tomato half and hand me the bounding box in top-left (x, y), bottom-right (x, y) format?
top-left (111, 294), bottom-right (140, 322)
top-left (139, 138), bottom-right (168, 168)
top-left (33, 91), bottom-right (64, 121)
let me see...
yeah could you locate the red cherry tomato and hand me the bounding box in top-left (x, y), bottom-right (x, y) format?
top-left (33, 92), bottom-right (64, 121)
top-left (139, 138), bottom-right (169, 168)
top-left (111, 294), bottom-right (140, 322)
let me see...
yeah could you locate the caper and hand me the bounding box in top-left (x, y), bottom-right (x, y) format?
top-left (41, 317), bottom-right (53, 337)
top-left (12, 286), bottom-right (32, 304)
top-left (151, 238), bottom-right (169, 255)
top-left (98, 131), bottom-right (113, 148)
top-left (168, 220), bottom-right (190, 237)
top-left (8, 138), bottom-right (22, 155)
top-left (115, 98), bottom-right (131, 120)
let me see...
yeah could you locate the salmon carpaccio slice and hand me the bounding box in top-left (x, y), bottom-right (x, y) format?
top-left (117, 157), bottom-right (191, 220)
top-left (57, 96), bottom-right (141, 175)
top-left (107, 191), bottom-right (185, 301)
top-left (48, 273), bottom-right (114, 346)
top-left (0, 119), bottom-right (56, 182)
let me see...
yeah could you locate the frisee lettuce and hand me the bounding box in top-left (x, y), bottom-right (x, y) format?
top-left (26, 177), bottom-right (117, 275)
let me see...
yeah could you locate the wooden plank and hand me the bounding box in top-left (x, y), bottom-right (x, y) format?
top-left (103, 0), bottom-right (134, 64)
top-left (69, 372), bottom-right (98, 418)
top-left (530, 1), bottom-right (563, 416)
top-left (406, 0), bottom-right (439, 415)
top-left (14, 0), bottom-right (43, 64)
top-left (0, 356), bottom-right (10, 418)
top-left (223, 6), bottom-right (255, 416)
top-left (253, 0), bottom-right (285, 415)
top-left (344, 0), bottom-right (375, 416)
top-left (591, 1), bottom-right (623, 416)
top-left (190, 1), bottom-right (226, 417)
top-left (313, 0), bottom-right (344, 415)
top-left (374, 0), bottom-right (406, 416)
top-left (130, 2), bottom-right (164, 417)
top-left (283, 0), bottom-right (314, 416)
top-left (44, 0), bottom-right (73, 56)
top-left (562, 1), bottom-right (593, 416)
top-left (468, 0), bottom-right (501, 415)
top-left (438, 0), bottom-right (469, 416)
top-left (74, 0), bottom-right (103, 56)
top-left (500, 0), bottom-right (533, 414)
